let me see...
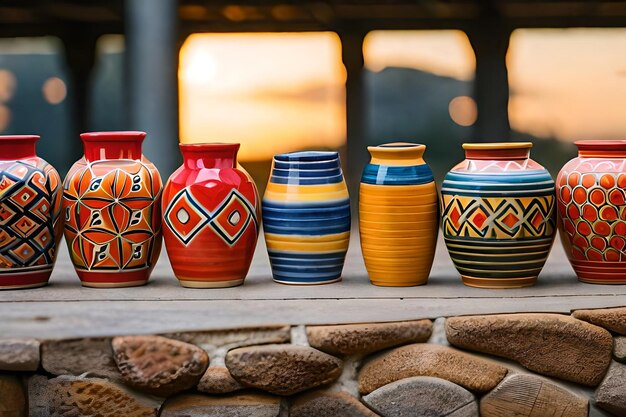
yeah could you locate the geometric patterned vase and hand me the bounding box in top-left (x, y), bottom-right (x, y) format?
top-left (0, 135), bottom-right (62, 289)
top-left (262, 151), bottom-right (350, 285)
top-left (441, 142), bottom-right (556, 288)
top-left (359, 143), bottom-right (438, 286)
top-left (557, 140), bottom-right (626, 284)
top-left (62, 131), bottom-right (163, 288)
top-left (162, 143), bottom-right (260, 288)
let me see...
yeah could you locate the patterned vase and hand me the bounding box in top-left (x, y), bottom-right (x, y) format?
top-left (557, 140), bottom-right (626, 284)
top-left (359, 143), bottom-right (438, 286)
top-left (63, 131), bottom-right (163, 288)
top-left (262, 151), bottom-right (350, 284)
top-left (441, 142), bottom-right (556, 288)
top-left (0, 135), bottom-right (62, 289)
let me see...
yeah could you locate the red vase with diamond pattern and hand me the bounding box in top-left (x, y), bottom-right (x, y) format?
top-left (62, 131), bottom-right (163, 288)
top-left (557, 140), bottom-right (626, 284)
top-left (162, 143), bottom-right (260, 288)
top-left (0, 135), bottom-right (62, 289)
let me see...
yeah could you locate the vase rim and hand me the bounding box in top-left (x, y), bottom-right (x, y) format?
top-left (575, 140), bottom-right (626, 151)
top-left (274, 151), bottom-right (338, 162)
top-left (369, 142), bottom-right (425, 150)
top-left (0, 135), bottom-right (39, 141)
top-left (80, 131), bottom-right (146, 141)
top-left (179, 142), bottom-right (240, 151)
top-left (462, 142), bottom-right (532, 150)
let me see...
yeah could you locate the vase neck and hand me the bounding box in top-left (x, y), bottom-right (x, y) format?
top-left (576, 140), bottom-right (626, 158)
top-left (463, 142), bottom-right (531, 161)
top-left (180, 143), bottom-right (239, 169)
top-left (368, 143), bottom-right (426, 166)
top-left (81, 131), bottom-right (145, 162)
top-left (0, 135), bottom-right (38, 160)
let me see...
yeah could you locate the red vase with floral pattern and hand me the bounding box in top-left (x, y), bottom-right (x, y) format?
top-left (162, 143), bottom-right (260, 288)
top-left (557, 140), bottom-right (626, 284)
top-left (62, 132), bottom-right (163, 288)
top-left (0, 135), bottom-right (62, 289)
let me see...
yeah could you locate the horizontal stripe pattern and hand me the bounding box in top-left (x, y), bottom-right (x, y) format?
top-left (441, 171), bottom-right (555, 195)
top-left (361, 164), bottom-right (434, 185)
top-left (263, 151), bottom-right (350, 284)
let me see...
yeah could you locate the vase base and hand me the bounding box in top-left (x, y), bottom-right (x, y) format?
top-left (179, 279), bottom-right (244, 288)
top-left (370, 280), bottom-right (427, 287)
top-left (0, 282), bottom-right (48, 290)
top-left (273, 277), bottom-right (342, 286)
top-left (81, 280), bottom-right (148, 288)
top-left (578, 277), bottom-right (626, 285)
top-left (0, 269), bottom-right (52, 290)
top-left (461, 275), bottom-right (537, 289)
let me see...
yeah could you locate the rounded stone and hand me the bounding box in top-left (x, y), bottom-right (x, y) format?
top-left (291, 390), bottom-right (380, 417)
top-left (363, 376), bottom-right (477, 417)
top-left (594, 361), bottom-right (626, 416)
top-left (446, 313), bottom-right (613, 386)
top-left (48, 376), bottom-right (161, 417)
top-left (480, 373), bottom-right (588, 417)
top-left (0, 339), bottom-right (40, 372)
top-left (358, 343), bottom-right (507, 395)
top-left (112, 335), bottom-right (209, 397)
top-left (197, 366), bottom-right (243, 394)
top-left (306, 320), bottom-right (432, 356)
top-left (226, 344), bottom-right (343, 396)
top-left (614, 337), bottom-right (626, 362)
top-left (160, 392), bottom-right (281, 417)
top-left (0, 375), bottom-right (26, 416)
top-left (574, 307), bottom-right (626, 335)
top-left (42, 337), bottom-right (120, 379)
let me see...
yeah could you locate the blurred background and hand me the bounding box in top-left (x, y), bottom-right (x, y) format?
top-left (2, 0), bottom-right (626, 196)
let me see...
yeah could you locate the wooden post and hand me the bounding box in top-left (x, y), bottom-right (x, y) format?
top-left (125, 0), bottom-right (180, 176)
top-left (339, 30), bottom-right (367, 204)
top-left (467, 22), bottom-right (512, 141)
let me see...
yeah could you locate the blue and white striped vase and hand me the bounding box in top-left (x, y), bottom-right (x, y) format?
top-left (262, 151), bottom-right (351, 284)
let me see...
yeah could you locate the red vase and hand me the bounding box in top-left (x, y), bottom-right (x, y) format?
top-left (0, 135), bottom-right (62, 289)
top-left (557, 140), bottom-right (626, 284)
top-left (62, 132), bottom-right (163, 288)
top-left (162, 143), bottom-right (260, 288)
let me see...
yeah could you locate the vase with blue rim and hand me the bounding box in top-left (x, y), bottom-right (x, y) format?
top-left (262, 151), bottom-right (350, 285)
top-left (359, 142), bottom-right (438, 286)
top-left (440, 142), bottom-right (556, 288)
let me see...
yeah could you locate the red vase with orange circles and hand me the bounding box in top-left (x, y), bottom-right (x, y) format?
top-left (557, 140), bottom-right (626, 284)
top-left (162, 143), bottom-right (260, 288)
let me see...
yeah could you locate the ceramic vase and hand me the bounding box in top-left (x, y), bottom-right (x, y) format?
top-left (556, 140), bottom-right (626, 284)
top-left (0, 135), bottom-right (62, 289)
top-left (262, 151), bottom-right (350, 284)
top-left (359, 143), bottom-right (438, 286)
top-left (441, 142), bottom-right (556, 288)
top-left (62, 131), bottom-right (163, 288)
top-left (162, 143), bottom-right (259, 288)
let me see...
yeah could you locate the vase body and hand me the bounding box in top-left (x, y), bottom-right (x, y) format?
top-left (63, 132), bottom-right (163, 288)
top-left (262, 151), bottom-right (350, 284)
top-left (359, 143), bottom-right (438, 286)
top-left (441, 143), bottom-right (556, 288)
top-left (0, 136), bottom-right (62, 289)
top-left (557, 140), bottom-right (626, 284)
top-left (162, 143), bottom-right (259, 288)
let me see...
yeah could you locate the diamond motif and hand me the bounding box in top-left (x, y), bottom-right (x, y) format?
top-left (164, 188), bottom-right (210, 245)
top-left (469, 207), bottom-right (489, 230)
top-left (10, 241), bottom-right (37, 263)
top-left (209, 190), bottom-right (255, 246)
top-left (501, 212), bottom-right (519, 229)
top-left (11, 216), bottom-right (38, 237)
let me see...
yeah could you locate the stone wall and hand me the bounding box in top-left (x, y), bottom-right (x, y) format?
top-left (0, 307), bottom-right (625, 416)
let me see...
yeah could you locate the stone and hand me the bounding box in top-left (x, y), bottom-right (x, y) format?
top-left (306, 320), bottom-right (432, 356)
top-left (594, 361), bottom-right (626, 416)
top-left (0, 339), bottom-right (40, 371)
top-left (161, 393), bottom-right (281, 417)
top-left (165, 325), bottom-right (291, 351)
top-left (446, 313), bottom-right (613, 386)
top-left (358, 343), bottom-right (507, 395)
top-left (197, 366), bottom-right (244, 394)
top-left (614, 337), bottom-right (626, 362)
top-left (291, 390), bottom-right (380, 417)
top-left (226, 344), bottom-right (343, 395)
top-left (363, 376), bottom-right (477, 417)
top-left (574, 307), bottom-right (626, 335)
top-left (480, 373), bottom-right (588, 417)
top-left (0, 375), bottom-right (27, 417)
top-left (42, 337), bottom-right (119, 379)
top-left (112, 335), bottom-right (209, 397)
top-left (28, 375), bottom-right (50, 417)
top-left (48, 376), bottom-right (161, 417)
